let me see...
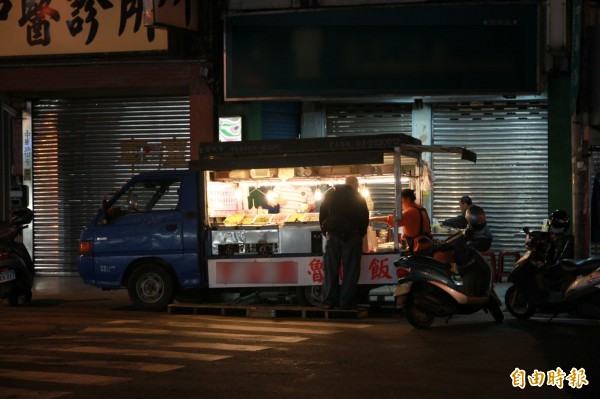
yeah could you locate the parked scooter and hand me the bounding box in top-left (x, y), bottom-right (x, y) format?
top-left (505, 256), bottom-right (600, 320)
top-left (394, 206), bottom-right (504, 329)
top-left (0, 207), bottom-right (34, 306)
top-left (505, 211), bottom-right (600, 319)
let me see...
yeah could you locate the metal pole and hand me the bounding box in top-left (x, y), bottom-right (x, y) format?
top-left (572, 111), bottom-right (591, 258)
top-left (21, 101), bottom-right (34, 259)
top-left (393, 147), bottom-right (402, 252)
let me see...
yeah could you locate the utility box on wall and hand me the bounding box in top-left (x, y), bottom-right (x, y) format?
top-left (10, 185), bottom-right (28, 208)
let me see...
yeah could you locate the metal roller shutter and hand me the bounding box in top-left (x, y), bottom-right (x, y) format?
top-left (432, 102), bottom-right (548, 253)
top-left (261, 102), bottom-right (300, 140)
top-left (326, 103), bottom-right (412, 137)
top-left (32, 97), bottom-right (190, 276)
top-left (326, 103), bottom-right (412, 214)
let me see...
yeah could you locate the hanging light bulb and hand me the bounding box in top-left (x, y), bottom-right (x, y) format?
top-left (361, 186), bottom-right (370, 198)
top-left (315, 188), bottom-right (323, 201)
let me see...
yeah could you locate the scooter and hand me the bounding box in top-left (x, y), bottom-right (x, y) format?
top-left (505, 248), bottom-right (600, 320)
top-left (0, 207), bottom-right (34, 306)
top-left (394, 230), bottom-right (504, 329)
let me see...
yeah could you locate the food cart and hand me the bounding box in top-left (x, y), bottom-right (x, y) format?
top-left (191, 134), bottom-right (476, 305)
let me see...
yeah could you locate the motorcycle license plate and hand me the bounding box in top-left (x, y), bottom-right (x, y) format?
top-left (0, 270), bottom-right (16, 283)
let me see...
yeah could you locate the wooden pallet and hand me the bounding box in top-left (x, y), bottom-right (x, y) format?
top-left (167, 303), bottom-right (369, 319)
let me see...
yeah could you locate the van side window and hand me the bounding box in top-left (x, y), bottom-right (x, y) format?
top-left (104, 179), bottom-right (181, 223)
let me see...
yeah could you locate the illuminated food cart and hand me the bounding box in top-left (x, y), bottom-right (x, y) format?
top-left (191, 134), bottom-right (475, 305)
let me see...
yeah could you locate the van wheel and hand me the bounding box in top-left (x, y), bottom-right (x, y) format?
top-left (405, 298), bottom-right (434, 329)
top-left (505, 285), bottom-right (535, 320)
top-left (296, 286), bottom-right (324, 307)
top-left (128, 264), bottom-right (175, 311)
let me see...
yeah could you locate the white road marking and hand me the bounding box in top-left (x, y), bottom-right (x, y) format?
top-left (0, 354), bottom-right (183, 373)
top-left (105, 320), bottom-right (142, 325)
top-left (63, 360), bottom-right (183, 373)
top-left (38, 345), bottom-right (230, 362)
top-left (0, 368), bottom-right (129, 386)
top-left (170, 315), bottom-right (374, 329)
top-left (0, 387), bottom-right (71, 399)
top-left (82, 327), bottom-right (308, 343)
top-left (30, 336), bottom-right (270, 352)
top-left (164, 321), bottom-right (340, 335)
top-left (168, 342), bottom-right (268, 352)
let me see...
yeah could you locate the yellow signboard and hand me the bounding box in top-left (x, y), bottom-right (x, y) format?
top-left (0, 0), bottom-right (168, 57)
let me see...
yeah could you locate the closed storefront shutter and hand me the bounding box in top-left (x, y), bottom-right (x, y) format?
top-left (326, 103), bottom-right (412, 214)
top-left (261, 102), bottom-right (300, 140)
top-left (32, 97), bottom-right (190, 275)
top-left (326, 103), bottom-right (412, 137)
top-left (432, 102), bottom-right (548, 253)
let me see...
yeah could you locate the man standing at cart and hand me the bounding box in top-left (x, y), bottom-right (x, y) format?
top-left (319, 177), bottom-right (370, 309)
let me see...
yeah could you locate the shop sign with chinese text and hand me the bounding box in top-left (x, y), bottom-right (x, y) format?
top-left (207, 254), bottom-right (397, 288)
top-left (0, 0), bottom-right (167, 57)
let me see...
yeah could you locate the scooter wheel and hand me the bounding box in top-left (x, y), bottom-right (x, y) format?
top-left (505, 285), bottom-right (535, 320)
top-left (405, 300), bottom-right (435, 329)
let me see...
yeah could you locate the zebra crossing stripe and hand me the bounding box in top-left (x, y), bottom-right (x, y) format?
top-left (0, 387), bottom-right (71, 399)
top-left (105, 320), bottom-right (142, 325)
top-left (167, 315), bottom-right (374, 329)
top-left (82, 327), bottom-right (308, 343)
top-left (0, 354), bottom-right (183, 373)
top-left (38, 345), bottom-right (230, 362)
top-left (164, 321), bottom-right (340, 335)
top-left (168, 342), bottom-right (269, 352)
top-left (29, 337), bottom-right (269, 352)
top-left (0, 368), bottom-right (129, 386)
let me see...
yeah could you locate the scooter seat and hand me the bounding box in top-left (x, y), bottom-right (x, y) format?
top-left (403, 255), bottom-right (453, 275)
top-left (560, 257), bottom-right (600, 276)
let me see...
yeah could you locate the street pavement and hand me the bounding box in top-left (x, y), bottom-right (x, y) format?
top-left (0, 277), bottom-right (598, 399)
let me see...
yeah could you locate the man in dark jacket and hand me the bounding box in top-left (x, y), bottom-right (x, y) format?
top-left (441, 195), bottom-right (472, 229)
top-left (319, 177), bottom-right (370, 309)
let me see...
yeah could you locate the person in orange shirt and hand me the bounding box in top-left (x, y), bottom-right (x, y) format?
top-left (371, 189), bottom-right (432, 254)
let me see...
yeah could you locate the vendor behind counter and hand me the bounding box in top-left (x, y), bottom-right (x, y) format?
top-left (269, 184), bottom-right (316, 214)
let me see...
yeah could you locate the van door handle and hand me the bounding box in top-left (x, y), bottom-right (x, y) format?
top-left (166, 224), bottom-right (178, 232)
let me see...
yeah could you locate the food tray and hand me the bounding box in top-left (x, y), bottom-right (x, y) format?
top-left (271, 213), bottom-right (289, 224)
top-left (302, 213), bottom-right (320, 223)
top-left (253, 214), bottom-right (274, 225)
top-left (223, 213), bottom-right (244, 226)
top-left (240, 215), bottom-right (256, 225)
top-left (287, 214), bottom-right (304, 223)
